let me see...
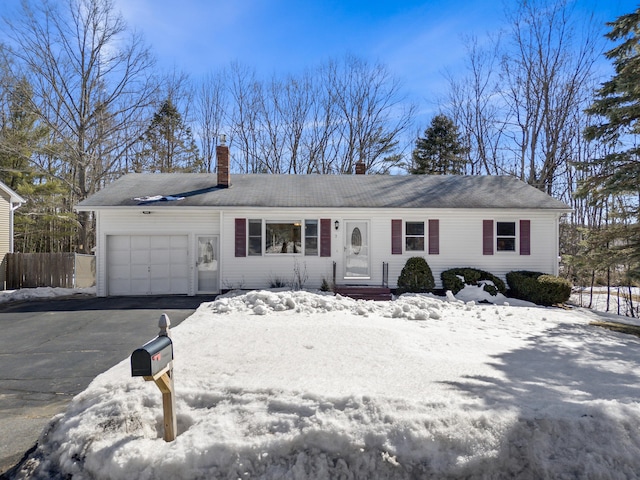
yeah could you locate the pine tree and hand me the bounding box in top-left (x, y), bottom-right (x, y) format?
top-left (136, 98), bottom-right (201, 173)
top-left (411, 114), bottom-right (468, 175)
top-left (0, 77), bottom-right (75, 253)
top-left (0, 77), bottom-right (46, 191)
top-left (583, 8), bottom-right (640, 280)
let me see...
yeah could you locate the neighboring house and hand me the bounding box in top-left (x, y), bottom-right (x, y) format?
top-left (0, 181), bottom-right (26, 289)
top-left (75, 145), bottom-right (571, 297)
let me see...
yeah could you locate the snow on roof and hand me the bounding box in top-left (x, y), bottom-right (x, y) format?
top-left (75, 173), bottom-right (571, 210)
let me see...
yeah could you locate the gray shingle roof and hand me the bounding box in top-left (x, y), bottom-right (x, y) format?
top-left (76, 173), bottom-right (571, 210)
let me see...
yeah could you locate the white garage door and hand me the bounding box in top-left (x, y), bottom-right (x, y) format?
top-left (108, 235), bottom-right (189, 295)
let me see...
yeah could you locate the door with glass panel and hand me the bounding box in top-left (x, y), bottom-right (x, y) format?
top-left (344, 220), bottom-right (370, 279)
top-left (196, 235), bottom-right (219, 293)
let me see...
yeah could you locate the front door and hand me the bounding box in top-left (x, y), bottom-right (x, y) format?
top-left (344, 220), bottom-right (370, 279)
top-left (196, 235), bottom-right (219, 293)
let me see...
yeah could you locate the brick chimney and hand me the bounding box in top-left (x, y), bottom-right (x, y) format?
top-left (216, 135), bottom-right (230, 188)
top-left (355, 160), bottom-right (366, 175)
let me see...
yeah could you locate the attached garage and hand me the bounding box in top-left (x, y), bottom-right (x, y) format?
top-left (107, 235), bottom-right (189, 295)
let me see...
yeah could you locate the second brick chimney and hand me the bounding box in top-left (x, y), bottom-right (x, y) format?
top-left (216, 140), bottom-right (230, 188)
top-left (355, 160), bottom-right (366, 175)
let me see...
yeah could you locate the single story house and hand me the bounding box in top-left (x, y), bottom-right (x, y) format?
top-left (75, 145), bottom-right (571, 297)
top-left (0, 181), bottom-right (26, 289)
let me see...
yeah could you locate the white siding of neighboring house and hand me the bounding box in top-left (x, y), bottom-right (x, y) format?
top-left (218, 207), bottom-right (564, 291)
top-left (0, 190), bottom-right (10, 289)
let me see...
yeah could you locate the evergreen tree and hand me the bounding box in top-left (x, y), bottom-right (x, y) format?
top-left (0, 76), bottom-right (74, 253)
top-left (411, 114), bottom-right (468, 175)
top-left (136, 98), bottom-right (201, 173)
top-left (583, 8), bottom-right (640, 280)
top-left (0, 77), bottom-right (46, 191)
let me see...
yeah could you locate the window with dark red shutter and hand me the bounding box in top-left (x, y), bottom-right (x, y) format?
top-left (235, 218), bottom-right (247, 257)
top-left (483, 220), bottom-right (494, 255)
top-left (520, 219), bottom-right (531, 255)
top-left (320, 219), bottom-right (331, 257)
top-left (391, 219), bottom-right (402, 254)
top-left (428, 219), bottom-right (439, 255)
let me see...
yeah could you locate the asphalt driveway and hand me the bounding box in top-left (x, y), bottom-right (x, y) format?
top-left (0, 294), bottom-right (216, 477)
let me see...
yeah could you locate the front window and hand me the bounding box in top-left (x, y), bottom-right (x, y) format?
top-left (405, 221), bottom-right (425, 251)
top-left (496, 222), bottom-right (516, 251)
top-left (248, 219), bottom-right (262, 256)
top-left (266, 221), bottom-right (302, 254)
top-left (305, 220), bottom-right (318, 256)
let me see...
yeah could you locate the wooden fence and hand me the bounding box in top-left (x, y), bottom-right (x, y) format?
top-left (5, 253), bottom-right (95, 290)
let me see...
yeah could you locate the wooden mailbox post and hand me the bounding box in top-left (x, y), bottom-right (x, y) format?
top-left (131, 313), bottom-right (177, 442)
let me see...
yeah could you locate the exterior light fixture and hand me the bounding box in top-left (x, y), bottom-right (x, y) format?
top-left (334, 220), bottom-right (339, 230)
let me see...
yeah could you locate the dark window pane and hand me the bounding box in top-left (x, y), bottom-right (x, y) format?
top-left (497, 237), bottom-right (516, 251)
top-left (248, 237), bottom-right (262, 255)
top-left (497, 222), bottom-right (515, 236)
top-left (305, 220), bottom-right (318, 237)
top-left (305, 237), bottom-right (318, 255)
top-left (405, 222), bottom-right (425, 236)
top-left (249, 220), bottom-right (262, 236)
top-left (406, 237), bottom-right (425, 251)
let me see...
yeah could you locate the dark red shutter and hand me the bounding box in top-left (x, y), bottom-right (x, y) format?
top-left (392, 219), bottom-right (402, 254)
top-left (520, 219), bottom-right (531, 255)
top-left (483, 220), bottom-right (494, 255)
top-left (320, 219), bottom-right (331, 257)
top-left (235, 218), bottom-right (246, 257)
top-left (428, 219), bottom-right (439, 255)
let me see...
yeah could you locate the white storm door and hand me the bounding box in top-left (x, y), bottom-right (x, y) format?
top-left (344, 220), bottom-right (370, 279)
top-left (196, 235), bottom-right (219, 293)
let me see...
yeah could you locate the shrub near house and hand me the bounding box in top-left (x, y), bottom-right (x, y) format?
top-left (506, 270), bottom-right (572, 306)
top-left (397, 257), bottom-right (435, 294)
top-left (441, 268), bottom-right (506, 296)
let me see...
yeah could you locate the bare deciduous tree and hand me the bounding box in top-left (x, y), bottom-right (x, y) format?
top-left (5, 0), bottom-right (158, 252)
top-left (445, 35), bottom-right (505, 175)
top-left (501, 0), bottom-right (600, 194)
top-left (196, 71), bottom-right (227, 173)
top-left (218, 55), bottom-right (415, 175)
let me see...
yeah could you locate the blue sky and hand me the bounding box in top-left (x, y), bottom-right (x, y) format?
top-left (112, 0), bottom-right (638, 119)
top-left (1, 0), bottom-right (639, 125)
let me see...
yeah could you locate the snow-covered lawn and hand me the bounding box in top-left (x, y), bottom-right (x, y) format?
top-left (13, 287), bottom-right (640, 479)
top-left (571, 286), bottom-right (640, 319)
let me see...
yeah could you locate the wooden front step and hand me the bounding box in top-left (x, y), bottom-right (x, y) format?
top-left (334, 286), bottom-right (393, 301)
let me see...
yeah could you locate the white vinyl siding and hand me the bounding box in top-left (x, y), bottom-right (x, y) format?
top-left (93, 207), bottom-right (561, 295)
top-left (220, 208), bottom-right (561, 290)
top-left (95, 210), bottom-right (219, 296)
top-left (0, 192), bottom-right (10, 289)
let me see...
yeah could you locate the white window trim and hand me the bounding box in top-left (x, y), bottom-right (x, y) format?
top-left (496, 220), bottom-right (517, 253)
top-left (404, 220), bottom-right (425, 252)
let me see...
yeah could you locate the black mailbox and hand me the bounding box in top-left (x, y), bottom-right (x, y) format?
top-left (131, 336), bottom-right (173, 377)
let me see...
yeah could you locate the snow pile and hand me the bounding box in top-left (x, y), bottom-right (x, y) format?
top-left (14, 289), bottom-right (640, 479)
top-left (0, 286), bottom-right (95, 304)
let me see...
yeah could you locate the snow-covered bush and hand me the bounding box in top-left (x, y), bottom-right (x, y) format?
top-left (506, 270), bottom-right (572, 306)
top-left (396, 256), bottom-right (435, 294)
top-left (441, 267), bottom-right (506, 296)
